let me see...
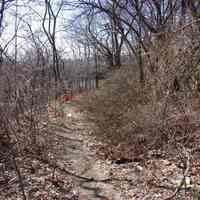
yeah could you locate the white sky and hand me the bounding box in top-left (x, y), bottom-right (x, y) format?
top-left (0, 0), bottom-right (76, 59)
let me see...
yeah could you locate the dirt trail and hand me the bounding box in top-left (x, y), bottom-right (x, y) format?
top-left (48, 101), bottom-right (190, 200)
top-left (52, 102), bottom-right (128, 200)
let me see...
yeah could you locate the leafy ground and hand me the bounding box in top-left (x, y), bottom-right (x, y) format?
top-left (1, 97), bottom-right (200, 199)
top-left (43, 99), bottom-right (200, 199)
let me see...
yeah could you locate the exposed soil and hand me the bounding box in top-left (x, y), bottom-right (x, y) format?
top-left (51, 102), bottom-right (123, 199)
top-left (1, 99), bottom-right (199, 199)
top-left (47, 100), bottom-right (199, 200)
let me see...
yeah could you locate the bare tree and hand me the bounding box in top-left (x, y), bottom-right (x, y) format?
top-left (0, 0), bottom-right (15, 35)
top-left (71, 0), bottom-right (134, 69)
top-left (186, 0), bottom-right (200, 19)
top-left (0, 0), bottom-right (15, 65)
top-left (42, 0), bottom-right (63, 82)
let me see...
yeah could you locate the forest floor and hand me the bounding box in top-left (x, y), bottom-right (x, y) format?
top-left (44, 99), bottom-right (197, 200)
top-left (1, 97), bottom-right (199, 199)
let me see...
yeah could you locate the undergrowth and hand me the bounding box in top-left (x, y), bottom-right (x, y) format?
top-left (78, 28), bottom-right (200, 160)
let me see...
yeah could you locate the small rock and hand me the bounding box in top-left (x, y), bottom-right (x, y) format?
top-left (162, 159), bottom-right (171, 166)
top-left (32, 160), bottom-right (40, 169)
top-left (136, 165), bottom-right (143, 172)
top-left (67, 113), bottom-right (72, 117)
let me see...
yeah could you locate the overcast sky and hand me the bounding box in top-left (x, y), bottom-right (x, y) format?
top-left (0, 0), bottom-right (76, 58)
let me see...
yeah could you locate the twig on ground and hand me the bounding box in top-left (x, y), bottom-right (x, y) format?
top-left (163, 145), bottom-right (190, 200)
top-left (12, 155), bottom-right (27, 200)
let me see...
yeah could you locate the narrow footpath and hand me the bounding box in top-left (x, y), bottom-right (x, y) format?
top-left (50, 102), bottom-right (137, 200)
top-left (48, 100), bottom-right (188, 200)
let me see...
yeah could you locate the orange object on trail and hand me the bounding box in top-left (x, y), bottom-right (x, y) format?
top-left (62, 94), bottom-right (73, 102)
top-left (60, 94), bottom-right (75, 102)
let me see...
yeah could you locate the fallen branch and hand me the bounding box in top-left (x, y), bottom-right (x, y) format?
top-left (12, 156), bottom-right (27, 200)
top-left (27, 154), bottom-right (132, 184)
top-left (163, 145), bottom-right (190, 200)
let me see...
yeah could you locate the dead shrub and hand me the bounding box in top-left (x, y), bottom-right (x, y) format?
top-left (79, 27), bottom-right (200, 161)
top-left (79, 66), bottom-right (162, 147)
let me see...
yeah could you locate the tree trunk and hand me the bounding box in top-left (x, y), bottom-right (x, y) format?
top-left (114, 50), bottom-right (121, 68)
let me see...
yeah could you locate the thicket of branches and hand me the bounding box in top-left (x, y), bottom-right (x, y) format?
top-left (0, 1), bottom-right (69, 199)
top-left (76, 0), bottom-right (200, 159)
top-left (69, 0), bottom-right (200, 82)
top-left (0, 0), bottom-right (200, 198)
